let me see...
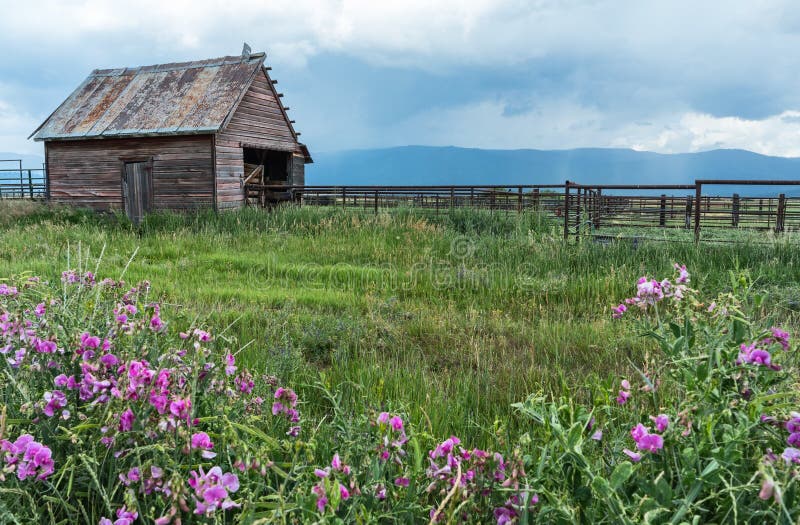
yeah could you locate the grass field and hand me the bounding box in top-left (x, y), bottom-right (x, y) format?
top-left (2, 200), bottom-right (799, 445)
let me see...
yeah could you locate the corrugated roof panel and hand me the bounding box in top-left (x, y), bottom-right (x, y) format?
top-left (31, 54), bottom-right (266, 140)
top-left (176, 62), bottom-right (255, 131)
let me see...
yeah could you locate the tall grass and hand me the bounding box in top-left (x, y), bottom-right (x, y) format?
top-left (1, 200), bottom-right (799, 444)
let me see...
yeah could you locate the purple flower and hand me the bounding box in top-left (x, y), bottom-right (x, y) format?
top-left (42, 390), bottom-right (67, 417)
top-left (118, 408), bottom-right (135, 432)
top-left (331, 453), bottom-right (342, 470)
top-left (759, 478), bottom-right (775, 501)
top-left (224, 354), bottom-right (236, 376)
top-left (191, 432), bottom-right (216, 459)
top-left (786, 413), bottom-right (800, 434)
top-left (674, 263), bottom-right (690, 284)
top-left (630, 424), bottom-right (648, 442)
top-left (0, 434), bottom-right (54, 480)
top-left (150, 314), bottom-right (164, 332)
top-left (188, 466), bottom-right (240, 515)
top-left (34, 303), bottom-right (46, 317)
top-left (612, 303), bottom-right (627, 319)
top-left (591, 429), bottom-right (603, 441)
top-left (781, 447), bottom-right (800, 464)
top-left (314, 468), bottom-right (329, 478)
top-left (651, 414), bottom-right (669, 433)
top-left (623, 449), bottom-right (642, 462)
top-left (394, 477), bottom-right (410, 487)
top-left (389, 415), bottom-right (404, 432)
top-left (339, 484), bottom-right (350, 500)
top-left (377, 412), bottom-right (390, 425)
top-left (635, 433), bottom-right (664, 452)
top-left (769, 327), bottom-right (790, 351)
top-left (616, 390), bottom-right (631, 405)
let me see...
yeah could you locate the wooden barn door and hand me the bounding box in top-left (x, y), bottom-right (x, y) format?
top-left (122, 161), bottom-right (152, 224)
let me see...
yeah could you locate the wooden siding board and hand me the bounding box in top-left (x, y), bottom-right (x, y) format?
top-left (47, 135), bottom-right (214, 211)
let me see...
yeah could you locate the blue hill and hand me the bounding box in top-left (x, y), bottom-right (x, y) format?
top-left (307, 146), bottom-right (800, 196)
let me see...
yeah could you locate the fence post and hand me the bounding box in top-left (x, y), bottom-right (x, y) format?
top-left (694, 183), bottom-right (702, 243)
top-left (517, 186), bottom-right (523, 213)
top-left (732, 193), bottom-right (740, 227)
top-left (533, 188), bottom-right (540, 211)
top-left (27, 170), bottom-right (33, 198)
top-left (684, 197), bottom-right (692, 229)
top-left (659, 194), bottom-right (666, 227)
top-left (341, 188), bottom-right (346, 210)
top-left (594, 188), bottom-right (602, 230)
top-left (776, 193), bottom-right (786, 233)
top-left (563, 181), bottom-right (570, 240)
top-left (575, 187), bottom-right (582, 242)
top-left (374, 190), bottom-right (379, 214)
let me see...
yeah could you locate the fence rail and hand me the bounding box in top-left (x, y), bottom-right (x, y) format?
top-left (247, 180), bottom-right (800, 241)
top-left (0, 160), bottom-right (46, 199)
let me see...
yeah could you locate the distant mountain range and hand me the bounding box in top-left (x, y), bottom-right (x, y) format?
top-left (3, 147), bottom-right (799, 196)
top-left (308, 146), bottom-right (800, 196)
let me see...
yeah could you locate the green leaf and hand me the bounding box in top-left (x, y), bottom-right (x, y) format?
top-left (610, 462), bottom-right (634, 490)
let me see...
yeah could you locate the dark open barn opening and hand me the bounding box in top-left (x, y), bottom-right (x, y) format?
top-left (242, 147), bottom-right (291, 184)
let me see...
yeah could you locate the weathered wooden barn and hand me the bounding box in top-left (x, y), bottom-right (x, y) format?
top-left (29, 48), bottom-right (312, 221)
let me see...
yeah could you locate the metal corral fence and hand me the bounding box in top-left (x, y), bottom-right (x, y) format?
top-left (247, 180), bottom-right (800, 241)
top-left (0, 159), bottom-right (46, 199)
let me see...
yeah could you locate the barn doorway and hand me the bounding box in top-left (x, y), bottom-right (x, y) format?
top-left (121, 160), bottom-right (152, 224)
top-left (242, 147), bottom-right (291, 185)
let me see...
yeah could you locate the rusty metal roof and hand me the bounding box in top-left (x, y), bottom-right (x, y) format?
top-left (30, 54), bottom-right (266, 141)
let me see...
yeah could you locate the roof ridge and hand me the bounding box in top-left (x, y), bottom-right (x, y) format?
top-left (90, 53), bottom-right (266, 77)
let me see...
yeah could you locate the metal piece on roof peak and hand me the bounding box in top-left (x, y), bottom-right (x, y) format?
top-left (242, 42), bottom-right (251, 59)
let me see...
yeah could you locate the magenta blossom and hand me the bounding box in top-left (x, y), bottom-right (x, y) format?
top-left (188, 466), bottom-right (240, 515)
top-left (623, 449), bottom-right (642, 462)
top-left (674, 263), bottom-right (690, 284)
top-left (612, 303), bottom-right (627, 319)
top-left (119, 408), bottom-right (135, 432)
top-left (191, 432), bottom-right (216, 459)
top-left (0, 434), bottom-right (55, 480)
top-left (650, 414), bottom-right (669, 433)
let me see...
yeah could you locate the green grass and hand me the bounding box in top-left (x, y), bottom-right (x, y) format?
top-left (2, 201), bottom-right (800, 445)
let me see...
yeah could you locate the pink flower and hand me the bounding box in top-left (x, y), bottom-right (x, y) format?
top-left (224, 354), bottom-right (236, 376)
top-left (169, 397), bottom-right (192, 421)
top-left (616, 390), bottom-right (631, 405)
top-left (119, 408), bottom-right (135, 432)
top-left (623, 449), bottom-right (642, 462)
top-left (759, 478), bottom-right (775, 500)
top-left (651, 414), bottom-right (669, 433)
top-left (191, 432), bottom-right (216, 459)
top-left (612, 303), bottom-right (627, 319)
top-left (781, 447), bottom-right (800, 464)
top-left (188, 466), bottom-right (240, 515)
top-left (339, 485), bottom-right (350, 500)
top-left (635, 433), bottom-right (664, 452)
top-left (630, 423), bottom-right (648, 442)
top-left (377, 412), bottom-right (390, 425)
top-left (150, 315), bottom-right (164, 332)
top-left (0, 434), bottom-right (55, 480)
top-left (34, 303), bottom-right (46, 317)
top-left (331, 453), bottom-right (342, 470)
top-left (591, 430), bottom-right (603, 441)
top-left (389, 415), bottom-right (404, 432)
top-left (314, 468), bottom-right (329, 478)
top-left (674, 263), bottom-right (690, 284)
top-left (42, 390), bottom-right (67, 417)
top-left (394, 477), bottom-right (410, 487)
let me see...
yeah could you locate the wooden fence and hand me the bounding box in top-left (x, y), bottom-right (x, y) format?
top-left (247, 180), bottom-right (800, 241)
top-left (0, 160), bottom-right (46, 199)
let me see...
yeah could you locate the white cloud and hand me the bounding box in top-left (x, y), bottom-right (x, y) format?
top-left (616, 111), bottom-right (800, 157)
top-left (376, 98), bottom-right (800, 158)
top-left (0, 99), bottom-right (42, 155)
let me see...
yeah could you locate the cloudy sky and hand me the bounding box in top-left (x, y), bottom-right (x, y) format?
top-left (3, 0), bottom-right (800, 157)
